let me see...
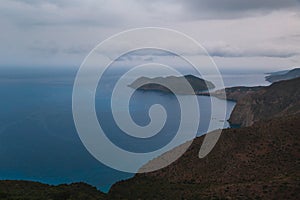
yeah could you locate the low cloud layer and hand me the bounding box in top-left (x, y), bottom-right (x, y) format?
top-left (205, 43), bottom-right (299, 58)
top-left (0, 0), bottom-right (299, 70)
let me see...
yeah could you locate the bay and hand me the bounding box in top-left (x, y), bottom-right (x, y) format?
top-left (0, 67), bottom-right (269, 192)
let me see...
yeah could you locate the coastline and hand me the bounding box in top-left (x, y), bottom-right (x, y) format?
top-left (0, 71), bottom-right (272, 193)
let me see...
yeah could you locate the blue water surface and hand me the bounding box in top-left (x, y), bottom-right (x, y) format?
top-left (0, 66), bottom-right (268, 192)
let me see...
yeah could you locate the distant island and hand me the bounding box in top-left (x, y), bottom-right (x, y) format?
top-left (128, 75), bottom-right (215, 95)
top-left (265, 68), bottom-right (300, 83)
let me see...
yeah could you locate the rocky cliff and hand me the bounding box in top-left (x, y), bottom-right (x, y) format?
top-left (228, 77), bottom-right (300, 127)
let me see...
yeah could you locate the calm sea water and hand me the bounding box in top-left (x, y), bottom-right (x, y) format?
top-left (0, 67), bottom-right (269, 192)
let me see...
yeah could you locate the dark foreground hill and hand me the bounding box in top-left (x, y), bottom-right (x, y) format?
top-left (0, 181), bottom-right (106, 200)
top-left (108, 114), bottom-right (300, 199)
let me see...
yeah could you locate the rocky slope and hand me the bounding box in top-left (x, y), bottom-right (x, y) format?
top-left (228, 77), bottom-right (300, 127)
top-left (108, 114), bottom-right (300, 199)
top-left (129, 75), bottom-right (215, 94)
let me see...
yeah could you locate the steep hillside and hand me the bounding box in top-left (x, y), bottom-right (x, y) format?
top-left (109, 114), bottom-right (300, 199)
top-left (229, 77), bottom-right (300, 127)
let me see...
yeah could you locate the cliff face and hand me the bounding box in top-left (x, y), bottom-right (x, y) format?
top-left (228, 77), bottom-right (300, 127)
top-left (109, 114), bottom-right (300, 199)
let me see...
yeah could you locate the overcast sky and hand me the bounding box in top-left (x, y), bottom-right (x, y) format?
top-left (1, 0), bottom-right (300, 71)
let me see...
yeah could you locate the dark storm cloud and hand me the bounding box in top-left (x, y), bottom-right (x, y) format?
top-left (3, 0), bottom-right (127, 28)
top-left (185, 0), bottom-right (300, 11)
top-left (180, 0), bottom-right (300, 19)
top-left (6, 0), bottom-right (300, 29)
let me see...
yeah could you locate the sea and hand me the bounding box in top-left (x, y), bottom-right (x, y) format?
top-left (0, 66), bottom-right (270, 192)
